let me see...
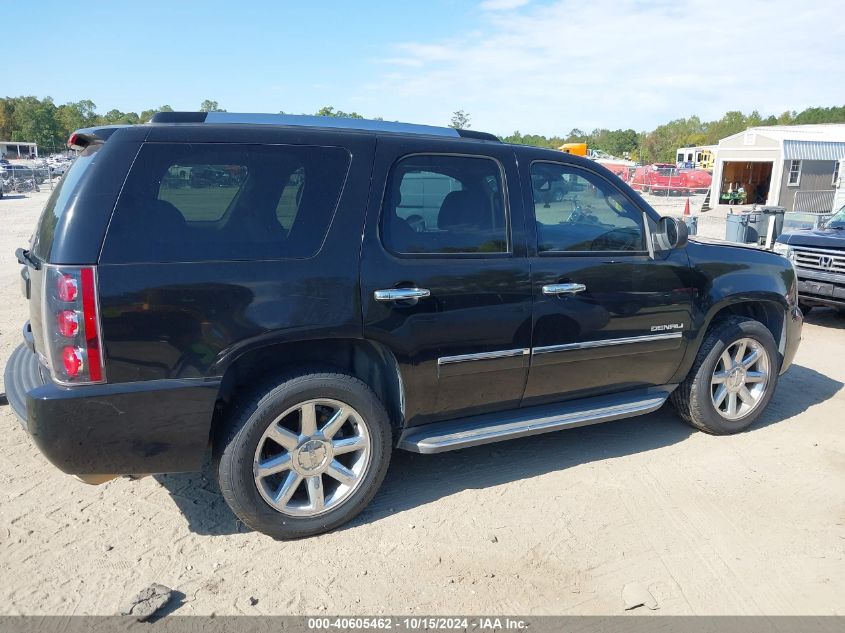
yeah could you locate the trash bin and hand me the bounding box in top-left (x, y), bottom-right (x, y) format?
top-left (757, 206), bottom-right (785, 242)
top-left (725, 210), bottom-right (762, 244)
top-left (683, 215), bottom-right (698, 236)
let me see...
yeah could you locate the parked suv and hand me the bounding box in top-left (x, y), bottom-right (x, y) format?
top-left (775, 205), bottom-right (845, 314)
top-left (5, 112), bottom-right (803, 538)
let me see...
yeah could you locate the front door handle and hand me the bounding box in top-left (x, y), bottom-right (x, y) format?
top-left (542, 283), bottom-right (586, 296)
top-left (374, 288), bottom-right (431, 302)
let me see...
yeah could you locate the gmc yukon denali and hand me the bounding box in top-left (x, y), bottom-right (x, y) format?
top-left (4, 112), bottom-right (803, 538)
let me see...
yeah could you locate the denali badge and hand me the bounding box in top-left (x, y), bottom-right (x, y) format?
top-left (651, 323), bottom-right (684, 332)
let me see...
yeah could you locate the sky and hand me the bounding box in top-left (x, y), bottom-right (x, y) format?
top-left (6, 0), bottom-right (845, 137)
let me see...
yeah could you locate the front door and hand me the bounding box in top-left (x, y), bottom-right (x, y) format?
top-left (522, 157), bottom-right (693, 405)
top-left (360, 138), bottom-right (531, 427)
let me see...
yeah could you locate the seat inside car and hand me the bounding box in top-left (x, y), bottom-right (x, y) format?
top-left (437, 189), bottom-right (490, 231)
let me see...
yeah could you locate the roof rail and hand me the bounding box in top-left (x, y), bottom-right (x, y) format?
top-left (149, 111), bottom-right (500, 142)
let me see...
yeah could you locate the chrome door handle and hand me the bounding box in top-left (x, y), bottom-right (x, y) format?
top-left (542, 283), bottom-right (586, 296)
top-left (374, 288), bottom-right (431, 302)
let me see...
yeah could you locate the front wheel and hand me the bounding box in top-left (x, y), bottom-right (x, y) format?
top-left (671, 316), bottom-right (779, 434)
top-left (217, 371), bottom-right (392, 539)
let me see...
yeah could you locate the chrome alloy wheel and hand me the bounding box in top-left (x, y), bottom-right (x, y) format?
top-left (710, 337), bottom-right (770, 421)
top-left (253, 398), bottom-right (371, 517)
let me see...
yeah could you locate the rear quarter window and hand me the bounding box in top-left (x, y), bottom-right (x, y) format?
top-left (101, 143), bottom-right (350, 263)
top-left (31, 146), bottom-right (99, 260)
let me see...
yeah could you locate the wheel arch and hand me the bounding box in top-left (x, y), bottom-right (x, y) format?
top-left (211, 337), bottom-right (405, 445)
top-left (671, 294), bottom-right (788, 384)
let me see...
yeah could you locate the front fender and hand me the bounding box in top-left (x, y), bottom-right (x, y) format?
top-left (669, 241), bottom-right (798, 383)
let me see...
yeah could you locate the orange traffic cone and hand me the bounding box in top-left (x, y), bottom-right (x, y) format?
top-left (684, 197), bottom-right (691, 216)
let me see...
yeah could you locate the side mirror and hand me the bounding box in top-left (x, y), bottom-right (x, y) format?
top-left (654, 216), bottom-right (688, 251)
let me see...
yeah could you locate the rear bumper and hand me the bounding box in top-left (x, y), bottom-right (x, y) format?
top-left (4, 342), bottom-right (219, 476)
top-left (4, 342), bottom-right (44, 431)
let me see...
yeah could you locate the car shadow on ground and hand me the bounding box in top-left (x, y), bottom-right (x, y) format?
top-left (804, 307), bottom-right (845, 330)
top-left (155, 363), bottom-right (842, 537)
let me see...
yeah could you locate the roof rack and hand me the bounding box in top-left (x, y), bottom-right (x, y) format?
top-left (150, 111), bottom-right (500, 142)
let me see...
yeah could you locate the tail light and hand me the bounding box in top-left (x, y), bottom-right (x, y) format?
top-left (43, 266), bottom-right (105, 385)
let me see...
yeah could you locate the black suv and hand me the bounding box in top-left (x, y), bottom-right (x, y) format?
top-left (5, 112), bottom-right (803, 538)
top-left (775, 206), bottom-right (845, 314)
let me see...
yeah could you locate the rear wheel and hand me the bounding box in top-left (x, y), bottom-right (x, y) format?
top-left (217, 371), bottom-right (392, 539)
top-left (671, 316), bottom-right (779, 434)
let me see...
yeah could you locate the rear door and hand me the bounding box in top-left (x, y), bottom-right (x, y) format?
top-left (360, 136), bottom-right (531, 427)
top-left (521, 154), bottom-right (693, 405)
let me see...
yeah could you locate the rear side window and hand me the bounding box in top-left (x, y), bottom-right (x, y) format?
top-left (101, 143), bottom-right (350, 263)
top-left (159, 163), bottom-right (249, 221)
top-left (381, 154), bottom-right (509, 255)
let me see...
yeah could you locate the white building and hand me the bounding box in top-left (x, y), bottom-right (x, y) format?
top-left (0, 141), bottom-right (38, 159)
top-left (710, 124), bottom-right (845, 212)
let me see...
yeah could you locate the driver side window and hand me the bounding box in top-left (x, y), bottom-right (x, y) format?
top-left (530, 163), bottom-right (645, 253)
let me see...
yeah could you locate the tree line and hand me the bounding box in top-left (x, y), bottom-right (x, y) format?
top-left (503, 106), bottom-right (845, 162)
top-left (2, 95), bottom-right (844, 162)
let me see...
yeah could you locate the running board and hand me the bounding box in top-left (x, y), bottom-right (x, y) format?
top-left (397, 386), bottom-right (675, 454)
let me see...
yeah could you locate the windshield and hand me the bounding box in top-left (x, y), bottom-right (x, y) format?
top-left (824, 206), bottom-right (845, 229)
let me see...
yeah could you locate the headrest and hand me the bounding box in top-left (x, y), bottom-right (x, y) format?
top-left (438, 190), bottom-right (488, 230)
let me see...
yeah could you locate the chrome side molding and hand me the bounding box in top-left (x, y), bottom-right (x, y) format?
top-left (438, 348), bottom-right (530, 366)
top-left (436, 332), bottom-right (682, 366)
top-left (532, 331), bottom-right (682, 355)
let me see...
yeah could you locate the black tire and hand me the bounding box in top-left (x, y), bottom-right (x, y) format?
top-left (798, 302), bottom-right (813, 315)
top-left (216, 370), bottom-right (392, 539)
top-left (670, 316), bottom-right (780, 435)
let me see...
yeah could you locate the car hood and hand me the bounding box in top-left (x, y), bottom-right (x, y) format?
top-left (779, 230), bottom-right (845, 250)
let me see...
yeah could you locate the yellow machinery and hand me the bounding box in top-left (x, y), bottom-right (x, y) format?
top-left (559, 142), bottom-right (587, 156)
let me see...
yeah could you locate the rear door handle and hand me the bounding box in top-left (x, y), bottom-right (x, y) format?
top-left (542, 283), bottom-right (586, 296)
top-left (374, 288), bottom-right (431, 302)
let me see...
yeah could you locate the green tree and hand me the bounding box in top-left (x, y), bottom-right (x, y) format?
top-left (99, 109), bottom-right (140, 125)
top-left (315, 106), bottom-right (364, 119)
top-left (199, 100), bottom-right (225, 112)
top-left (56, 99), bottom-right (98, 132)
top-left (10, 96), bottom-right (63, 150)
top-left (449, 109), bottom-right (470, 129)
top-left (140, 104), bottom-right (174, 122)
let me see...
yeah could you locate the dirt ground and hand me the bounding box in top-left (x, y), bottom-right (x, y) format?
top-left (0, 189), bottom-right (843, 616)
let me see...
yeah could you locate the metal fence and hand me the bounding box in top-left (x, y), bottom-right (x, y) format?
top-left (0, 161), bottom-right (70, 197)
top-left (793, 189), bottom-right (836, 214)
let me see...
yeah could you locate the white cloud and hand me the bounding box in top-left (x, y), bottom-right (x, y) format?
top-left (479, 0), bottom-right (531, 10)
top-left (370, 0), bottom-right (845, 136)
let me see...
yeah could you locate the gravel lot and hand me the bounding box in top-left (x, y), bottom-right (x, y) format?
top-left (0, 189), bottom-right (843, 616)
